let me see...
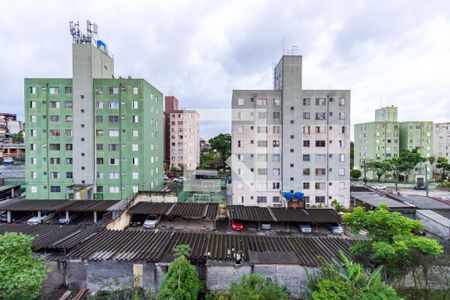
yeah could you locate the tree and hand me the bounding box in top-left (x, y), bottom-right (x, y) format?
top-left (173, 244), bottom-right (192, 257)
top-left (308, 251), bottom-right (402, 300)
top-left (366, 161), bottom-right (390, 182)
top-left (0, 232), bottom-right (48, 299)
top-left (385, 149), bottom-right (426, 191)
top-left (343, 205), bottom-right (443, 281)
top-left (350, 141), bottom-right (354, 169)
top-left (209, 274), bottom-right (290, 300)
top-left (11, 131), bottom-right (24, 143)
top-left (436, 156), bottom-right (450, 182)
top-left (200, 149), bottom-right (222, 170)
top-left (157, 246), bottom-right (201, 300)
top-left (208, 134), bottom-right (231, 170)
top-left (350, 169), bottom-right (362, 181)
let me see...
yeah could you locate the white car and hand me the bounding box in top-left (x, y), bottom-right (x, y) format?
top-left (327, 223), bottom-right (344, 235)
top-left (373, 184), bottom-right (387, 190)
top-left (143, 215), bottom-right (159, 229)
top-left (27, 213), bottom-right (55, 225)
top-left (299, 223), bottom-right (312, 233)
top-left (58, 213), bottom-right (80, 225)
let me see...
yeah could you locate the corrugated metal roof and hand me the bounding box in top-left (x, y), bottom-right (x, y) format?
top-left (0, 224), bottom-right (104, 251)
top-left (68, 230), bottom-right (360, 266)
top-left (128, 202), bottom-right (174, 215)
top-left (0, 199), bottom-right (119, 212)
top-left (128, 202), bottom-right (218, 220)
top-left (350, 192), bottom-right (412, 208)
top-left (228, 206), bottom-right (341, 223)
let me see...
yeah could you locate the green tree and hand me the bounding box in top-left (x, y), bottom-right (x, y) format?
top-left (200, 149), bottom-right (222, 170)
top-left (366, 161), bottom-right (390, 182)
top-left (209, 274), bottom-right (290, 300)
top-left (0, 232), bottom-right (48, 299)
top-left (343, 205), bottom-right (443, 280)
top-left (208, 134), bottom-right (231, 170)
top-left (157, 248), bottom-right (201, 300)
top-left (350, 169), bottom-right (362, 181)
top-left (385, 149), bottom-right (426, 190)
top-left (308, 251), bottom-right (402, 300)
top-left (173, 244), bottom-right (192, 257)
top-left (11, 131), bottom-right (24, 143)
top-left (436, 156), bottom-right (450, 181)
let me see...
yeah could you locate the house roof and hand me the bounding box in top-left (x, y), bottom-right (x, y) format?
top-left (0, 199), bottom-right (120, 212)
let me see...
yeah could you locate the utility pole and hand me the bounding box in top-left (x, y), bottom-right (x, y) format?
top-left (363, 159), bottom-right (368, 184)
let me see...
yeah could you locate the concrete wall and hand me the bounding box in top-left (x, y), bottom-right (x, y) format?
top-left (206, 264), bottom-right (252, 291)
top-left (42, 260), bottom-right (66, 294)
top-left (66, 260), bottom-right (87, 290)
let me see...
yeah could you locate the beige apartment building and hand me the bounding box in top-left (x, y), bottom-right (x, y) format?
top-left (165, 96), bottom-right (200, 171)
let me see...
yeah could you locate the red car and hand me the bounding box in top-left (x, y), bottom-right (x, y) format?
top-left (231, 220), bottom-right (244, 231)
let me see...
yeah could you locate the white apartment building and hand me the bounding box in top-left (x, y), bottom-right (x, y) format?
top-left (433, 122), bottom-right (450, 161)
top-left (168, 110), bottom-right (200, 171)
top-left (231, 55), bottom-right (351, 208)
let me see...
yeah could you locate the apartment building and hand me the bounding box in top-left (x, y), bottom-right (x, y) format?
top-left (231, 55), bottom-right (350, 208)
top-left (164, 96), bottom-right (199, 171)
top-left (433, 122), bottom-right (450, 160)
top-left (354, 106), bottom-right (400, 170)
top-left (25, 21), bottom-right (164, 200)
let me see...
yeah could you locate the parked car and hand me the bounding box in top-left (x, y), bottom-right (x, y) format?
top-left (0, 211), bottom-right (7, 222)
top-left (129, 215), bottom-right (145, 227)
top-left (143, 215), bottom-right (159, 229)
top-left (373, 184), bottom-right (387, 190)
top-left (231, 220), bottom-right (244, 231)
top-left (327, 223), bottom-right (344, 235)
top-left (27, 213), bottom-right (55, 225)
top-left (58, 213), bottom-right (80, 225)
top-left (414, 184), bottom-right (427, 190)
top-left (163, 175), bottom-right (169, 181)
top-left (260, 223), bottom-right (272, 231)
top-left (298, 223), bottom-right (312, 233)
top-left (2, 157), bottom-right (14, 165)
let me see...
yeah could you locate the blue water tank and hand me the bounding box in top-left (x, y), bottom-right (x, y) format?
top-left (283, 192), bottom-right (294, 199)
top-left (97, 40), bottom-right (106, 48)
top-left (294, 192), bottom-right (304, 199)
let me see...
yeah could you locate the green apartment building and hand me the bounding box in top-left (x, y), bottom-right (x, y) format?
top-left (25, 22), bottom-right (163, 200)
top-left (354, 106), bottom-right (432, 182)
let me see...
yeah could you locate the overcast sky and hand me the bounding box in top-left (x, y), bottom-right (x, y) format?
top-left (1, 0), bottom-right (449, 139)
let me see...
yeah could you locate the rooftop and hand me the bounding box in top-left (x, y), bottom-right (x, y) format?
top-left (0, 199), bottom-right (120, 212)
top-left (350, 192), bottom-right (413, 209)
top-left (128, 202), bottom-right (219, 220)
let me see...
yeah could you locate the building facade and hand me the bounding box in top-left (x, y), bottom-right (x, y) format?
top-left (231, 55), bottom-right (351, 208)
top-left (354, 106), bottom-right (400, 170)
top-left (164, 96), bottom-right (199, 171)
top-left (25, 22), bottom-right (163, 200)
top-left (433, 122), bottom-right (450, 161)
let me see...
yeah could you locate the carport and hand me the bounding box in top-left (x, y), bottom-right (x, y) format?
top-left (0, 199), bottom-right (119, 224)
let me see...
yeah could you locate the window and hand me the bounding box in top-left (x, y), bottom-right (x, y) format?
top-left (273, 112), bottom-right (281, 119)
top-left (96, 101), bottom-right (103, 109)
top-left (96, 172), bottom-right (104, 179)
top-left (302, 98), bottom-right (311, 106)
top-left (109, 158), bottom-right (119, 165)
top-left (273, 126), bottom-right (281, 134)
top-left (132, 86), bottom-right (139, 94)
top-left (65, 144), bottom-right (73, 151)
top-left (132, 172), bottom-right (139, 179)
top-left (66, 172), bottom-right (73, 179)
top-left (96, 116), bottom-right (103, 123)
top-left (50, 101), bottom-right (60, 109)
top-left (257, 140), bottom-right (267, 147)
top-left (273, 98), bottom-right (280, 105)
top-left (132, 115), bottom-right (139, 123)
top-left (132, 130), bottom-right (139, 137)
top-left (49, 129), bottom-right (60, 137)
top-left (303, 182), bottom-right (310, 189)
top-left (29, 86), bottom-right (36, 94)
top-left (257, 98), bottom-right (267, 106)
top-left (315, 112), bottom-right (326, 120)
top-left (303, 112), bottom-right (310, 120)
top-left (272, 154), bottom-right (280, 161)
top-left (65, 115), bottom-right (73, 123)
top-left (315, 168), bottom-right (326, 176)
top-left (30, 101), bottom-right (36, 108)
top-left (96, 144), bottom-right (103, 151)
top-left (30, 129), bottom-right (37, 137)
top-left (315, 196), bottom-right (325, 203)
top-left (96, 130), bottom-right (104, 137)
top-left (132, 157), bottom-right (139, 165)
top-left (29, 115), bottom-right (36, 123)
top-left (338, 168), bottom-right (345, 176)
top-left (316, 98), bottom-right (326, 105)
top-left (109, 130), bottom-right (119, 137)
top-left (49, 87), bottom-right (59, 95)
top-left (339, 112), bottom-right (345, 120)
top-left (257, 168), bottom-right (267, 175)
top-left (257, 126), bottom-right (267, 133)
top-left (50, 186), bottom-right (61, 193)
top-left (303, 140), bottom-right (310, 147)
top-left (49, 115), bottom-right (60, 123)
top-left (109, 172), bottom-right (120, 179)
top-left (273, 182), bottom-right (280, 189)
top-left (132, 101), bottom-right (138, 109)
top-left (237, 98), bottom-right (244, 105)
top-left (273, 196), bottom-right (280, 203)
top-left (303, 168), bottom-right (310, 175)
top-left (237, 140), bottom-right (243, 148)
top-left (109, 115), bottom-right (119, 123)
top-left (109, 101), bottom-right (119, 109)
top-left (66, 158), bottom-right (73, 164)
top-left (132, 144), bottom-right (139, 151)
top-left (258, 112), bottom-right (267, 119)
top-left (272, 140), bottom-right (280, 147)
top-left (339, 154), bottom-right (345, 162)
top-left (51, 172), bottom-right (60, 179)
top-left (257, 196), bottom-right (267, 204)
top-left (303, 154), bottom-right (310, 161)
top-left (272, 168), bottom-right (280, 176)
top-left (237, 126), bottom-right (244, 134)
top-left (108, 144), bottom-right (119, 151)
top-left (30, 157), bottom-right (37, 165)
top-left (96, 87), bottom-right (103, 94)
top-left (316, 140), bottom-right (326, 147)
top-left (65, 101), bottom-right (73, 108)
top-left (339, 98), bottom-right (345, 106)
top-left (30, 144), bottom-right (36, 151)
top-left (50, 158), bottom-right (61, 165)
top-left (109, 186), bottom-right (120, 193)
top-left (109, 87), bottom-right (119, 94)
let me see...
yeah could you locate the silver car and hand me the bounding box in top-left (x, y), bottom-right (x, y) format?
top-left (260, 223), bottom-right (272, 231)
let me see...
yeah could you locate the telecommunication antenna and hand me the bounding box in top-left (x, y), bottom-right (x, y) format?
top-left (69, 19), bottom-right (99, 45)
